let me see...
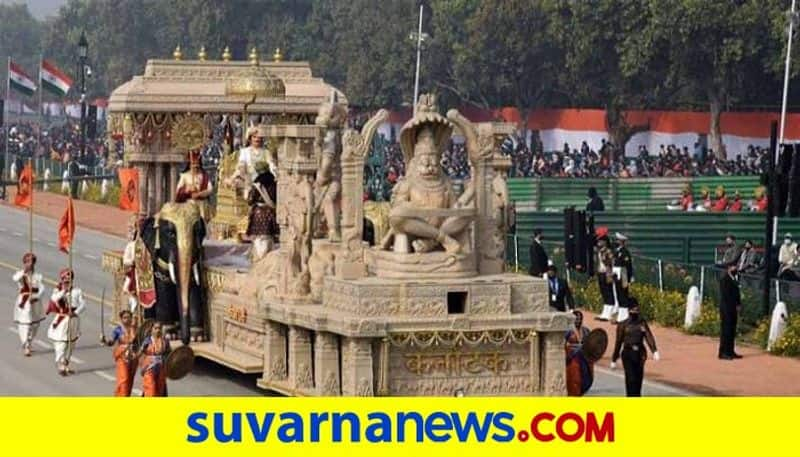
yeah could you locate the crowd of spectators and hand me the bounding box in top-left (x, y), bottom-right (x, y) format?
top-left (1, 120), bottom-right (116, 172)
top-left (361, 130), bottom-right (770, 200)
top-left (502, 139), bottom-right (769, 179)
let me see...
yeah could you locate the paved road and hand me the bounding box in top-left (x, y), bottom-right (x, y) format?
top-left (0, 204), bottom-right (690, 397)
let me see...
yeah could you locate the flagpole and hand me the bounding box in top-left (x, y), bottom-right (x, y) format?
top-left (28, 157), bottom-right (33, 254)
top-left (4, 56), bottom-right (10, 187)
top-left (38, 53), bottom-right (43, 174)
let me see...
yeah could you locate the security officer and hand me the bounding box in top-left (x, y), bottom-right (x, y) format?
top-left (610, 298), bottom-right (660, 397)
top-left (613, 232), bottom-right (634, 321)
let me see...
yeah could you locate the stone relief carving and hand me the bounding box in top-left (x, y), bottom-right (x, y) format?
top-left (321, 371), bottom-right (339, 396)
top-left (270, 356), bottom-right (287, 380)
top-left (295, 362), bottom-right (314, 389)
top-left (356, 377), bottom-right (373, 397)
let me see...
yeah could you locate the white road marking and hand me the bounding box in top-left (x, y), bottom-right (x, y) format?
top-left (93, 370), bottom-right (115, 382)
top-left (12, 231), bottom-right (23, 237)
top-left (595, 367), bottom-right (692, 396)
top-left (46, 242), bottom-right (55, 247)
top-left (83, 254), bottom-right (99, 260)
top-left (7, 326), bottom-right (16, 332)
top-left (33, 339), bottom-right (51, 349)
top-left (92, 370), bottom-right (144, 396)
top-left (33, 238), bottom-right (40, 242)
top-left (71, 356), bottom-right (86, 364)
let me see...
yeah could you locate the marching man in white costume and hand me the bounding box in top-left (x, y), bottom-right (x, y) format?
top-left (46, 269), bottom-right (85, 376)
top-left (12, 252), bottom-right (45, 357)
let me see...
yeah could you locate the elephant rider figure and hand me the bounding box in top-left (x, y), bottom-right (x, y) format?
top-left (380, 95), bottom-right (473, 254)
top-left (176, 149), bottom-right (213, 221)
top-left (246, 161), bottom-right (279, 261)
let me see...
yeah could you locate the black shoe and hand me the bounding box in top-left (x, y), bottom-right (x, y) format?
top-left (718, 355), bottom-right (734, 360)
top-left (732, 353), bottom-right (743, 359)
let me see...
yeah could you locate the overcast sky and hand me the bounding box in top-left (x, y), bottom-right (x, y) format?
top-left (0, 0), bottom-right (65, 19)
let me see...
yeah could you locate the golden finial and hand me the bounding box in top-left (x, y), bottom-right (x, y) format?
top-left (273, 47), bottom-right (283, 62)
top-left (173, 45), bottom-right (182, 60)
top-left (197, 46), bottom-right (207, 61)
top-left (249, 47), bottom-right (259, 65)
top-left (222, 46), bottom-right (231, 61)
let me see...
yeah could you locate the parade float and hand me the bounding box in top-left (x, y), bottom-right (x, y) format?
top-left (102, 49), bottom-right (570, 396)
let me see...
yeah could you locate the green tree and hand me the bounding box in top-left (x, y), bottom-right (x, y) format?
top-left (629, 0), bottom-right (784, 158)
top-left (442, 0), bottom-right (563, 124)
top-left (0, 3), bottom-right (42, 103)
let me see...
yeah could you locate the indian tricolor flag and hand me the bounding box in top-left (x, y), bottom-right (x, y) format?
top-left (40, 59), bottom-right (72, 96)
top-left (8, 60), bottom-right (37, 96)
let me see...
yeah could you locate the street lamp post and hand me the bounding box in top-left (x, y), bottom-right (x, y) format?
top-left (75, 32), bottom-right (88, 198)
top-left (409, 5), bottom-right (429, 116)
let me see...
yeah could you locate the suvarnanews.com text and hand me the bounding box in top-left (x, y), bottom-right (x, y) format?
top-left (187, 411), bottom-right (615, 444)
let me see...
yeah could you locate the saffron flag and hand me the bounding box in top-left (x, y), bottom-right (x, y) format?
top-left (8, 61), bottom-right (37, 96)
top-left (117, 168), bottom-right (140, 212)
top-left (58, 198), bottom-right (75, 253)
top-left (40, 60), bottom-right (73, 96)
top-left (14, 164), bottom-right (34, 208)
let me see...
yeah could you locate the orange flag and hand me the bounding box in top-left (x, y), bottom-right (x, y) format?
top-left (58, 197), bottom-right (75, 253)
top-left (14, 164), bottom-right (34, 208)
top-left (117, 168), bottom-right (140, 212)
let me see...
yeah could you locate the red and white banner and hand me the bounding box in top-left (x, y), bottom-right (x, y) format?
top-left (377, 107), bottom-right (800, 157)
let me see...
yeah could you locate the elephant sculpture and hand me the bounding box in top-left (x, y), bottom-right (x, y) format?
top-left (141, 202), bottom-right (207, 344)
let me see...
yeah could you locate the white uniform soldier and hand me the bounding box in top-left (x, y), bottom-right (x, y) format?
top-left (12, 252), bottom-right (45, 357)
top-left (46, 269), bottom-right (86, 376)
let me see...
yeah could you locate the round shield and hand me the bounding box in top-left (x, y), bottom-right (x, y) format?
top-left (581, 328), bottom-right (609, 363)
top-left (166, 345), bottom-right (195, 380)
top-left (135, 319), bottom-right (155, 346)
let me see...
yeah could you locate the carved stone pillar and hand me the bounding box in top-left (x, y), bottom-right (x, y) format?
top-left (154, 162), bottom-right (164, 209)
top-left (337, 110), bottom-right (387, 279)
top-left (168, 163), bottom-right (179, 202)
top-left (476, 123), bottom-right (515, 275)
top-left (341, 337), bottom-right (373, 396)
top-left (288, 326), bottom-right (314, 390)
top-left (541, 331), bottom-right (566, 396)
top-left (135, 162), bottom-right (147, 217)
top-left (146, 163), bottom-right (156, 215)
top-left (314, 332), bottom-right (340, 396)
top-left (263, 321), bottom-right (287, 382)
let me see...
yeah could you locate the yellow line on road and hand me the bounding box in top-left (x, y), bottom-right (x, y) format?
top-left (0, 259), bottom-right (107, 305)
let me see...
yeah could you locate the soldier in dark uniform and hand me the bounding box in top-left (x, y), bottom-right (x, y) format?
top-left (718, 262), bottom-right (742, 360)
top-left (610, 298), bottom-right (660, 396)
top-left (528, 229), bottom-right (548, 277)
top-left (595, 231), bottom-right (616, 321)
top-left (613, 232), bottom-right (634, 321)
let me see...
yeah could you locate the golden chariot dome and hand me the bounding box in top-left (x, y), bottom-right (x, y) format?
top-left (225, 49), bottom-right (286, 99)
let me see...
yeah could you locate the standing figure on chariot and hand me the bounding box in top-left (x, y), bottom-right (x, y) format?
top-left (121, 215), bottom-right (156, 318)
top-left (175, 149), bottom-right (213, 221)
top-left (246, 161), bottom-right (279, 260)
top-left (106, 310), bottom-right (138, 396)
top-left (138, 321), bottom-right (171, 397)
top-left (46, 269), bottom-right (85, 376)
top-left (238, 125), bottom-right (274, 180)
top-left (13, 252), bottom-right (45, 357)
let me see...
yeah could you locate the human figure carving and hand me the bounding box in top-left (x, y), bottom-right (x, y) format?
top-left (313, 101), bottom-right (346, 242)
top-left (380, 95), bottom-right (474, 254)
